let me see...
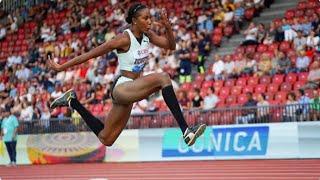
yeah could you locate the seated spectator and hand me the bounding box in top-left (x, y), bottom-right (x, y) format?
top-left (203, 87), bottom-right (219, 110)
top-left (310, 90), bottom-right (320, 121)
top-left (242, 22), bottom-right (259, 46)
top-left (241, 53), bottom-right (257, 76)
top-left (273, 51), bottom-right (292, 74)
top-left (211, 54), bottom-right (225, 80)
top-left (293, 30), bottom-right (306, 51)
top-left (234, 56), bottom-right (246, 77)
top-left (177, 91), bottom-right (189, 110)
top-left (302, 61), bottom-right (320, 90)
top-left (295, 50), bottom-right (310, 72)
top-left (282, 19), bottom-right (297, 42)
top-left (256, 55), bottom-right (272, 76)
top-left (191, 89), bottom-right (203, 109)
top-left (0, 23), bottom-right (6, 40)
top-left (296, 89), bottom-right (311, 121)
top-left (256, 93), bottom-right (270, 123)
top-left (283, 92), bottom-right (299, 122)
top-left (20, 101), bottom-right (34, 122)
top-left (233, 2), bottom-right (245, 32)
top-left (257, 23), bottom-right (266, 43)
top-left (235, 92), bottom-right (257, 124)
top-left (223, 54), bottom-right (236, 79)
top-left (306, 30), bottom-right (319, 49)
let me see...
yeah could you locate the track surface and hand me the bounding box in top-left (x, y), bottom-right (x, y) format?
top-left (0, 159), bottom-right (320, 180)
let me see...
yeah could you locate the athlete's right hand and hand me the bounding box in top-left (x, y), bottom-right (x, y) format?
top-left (47, 53), bottom-right (63, 72)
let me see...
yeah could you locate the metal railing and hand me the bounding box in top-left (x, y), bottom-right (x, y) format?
top-left (15, 103), bottom-right (320, 134)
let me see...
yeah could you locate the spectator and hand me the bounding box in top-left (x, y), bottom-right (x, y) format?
top-left (242, 22), bottom-right (259, 46)
top-left (256, 93), bottom-right (270, 123)
top-left (302, 61), bottom-right (320, 90)
top-left (131, 99), bottom-right (148, 115)
top-left (274, 51), bottom-right (292, 74)
top-left (223, 54), bottom-right (236, 79)
top-left (306, 30), bottom-right (319, 49)
top-left (282, 19), bottom-right (297, 41)
top-left (295, 50), bottom-right (310, 72)
top-left (310, 90), bottom-right (320, 121)
top-left (257, 23), bottom-right (266, 43)
top-left (211, 54), bottom-right (225, 80)
top-left (234, 2), bottom-right (245, 32)
top-left (203, 87), bottom-right (219, 110)
top-left (256, 55), bottom-right (272, 76)
top-left (1, 107), bottom-right (19, 166)
top-left (283, 92), bottom-right (299, 122)
top-left (20, 101), bottom-right (34, 122)
top-left (293, 30), bottom-right (306, 51)
top-left (178, 41), bottom-right (192, 83)
top-left (263, 22), bottom-right (276, 44)
top-left (191, 89), bottom-right (203, 109)
top-left (0, 23), bottom-right (6, 40)
top-left (296, 89), bottom-right (311, 121)
top-left (235, 92), bottom-right (257, 124)
top-left (241, 53), bottom-right (257, 76)
top-left (177, 91), bottom-right (189, 110)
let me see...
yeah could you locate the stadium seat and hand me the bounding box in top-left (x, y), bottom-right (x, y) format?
top-left (257, 44), bottom-right (268, 53)
top-left (279, 41), bottom-right (291, 52)
top-left (219, 87), bottom-right (230, 98)
top-left (272, 74), bottom-right (285, 84)
top-left (237, 94), bottom-right (248, 105)
top-left (255, 84), bottom-right (267, 94)
top-left (242, 86), bottom-right (254, 93)
top-left (267, 84), bottom-right (280, 93)
top-left (226, 95), bottom-right (237, 105)
top-left (285, 73), bottom-right (297, 83)
top-left (294, 81), bottom-right (305, 90)
top-left (275, 91), bottom-right (288, 103)
top-left (247, 76), bottom-right (259, 86)
top-left (224, 79), bottom-right (236, 87)
top-left (260, 75), bottom-right (272, 84)
top-left (236, 77), bottom-right (247, 86)
top-left (231, 86), bottom-right (242, 95)
top-left (213, 80), bottom-right (224, 89)
top-left (280, 82), bottom-right (293, 91)
top-left (298, 72), bottom-right (309, 82)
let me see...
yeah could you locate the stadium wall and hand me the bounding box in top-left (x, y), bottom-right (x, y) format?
top-left (1, 122), bottom-right (320, 165)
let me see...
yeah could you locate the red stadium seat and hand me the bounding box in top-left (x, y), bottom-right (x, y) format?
top-left (247, 76), bottom-right (259, 86)
top-left (246, 45), bottom-right (256, 54)
top-left (285, 73), bottom-right (297, 84)
top-left (298, 72), bottom-right (309, 82)
top-left (272, 74), bottom-right (285, 84)
top-left (224, 79), bottom-right (236, 87)
top-left (219, 87), bottom-right (230, 98)
top-left (285, 9), bottom-right (295, 19)
top-left (243, 86), bottom-right (254, 93)
top-left (268, 43), bottom-right (279, 51)
top-left (231, 86), bottom-right (242, 95)
top-left (236, 77), bottom-right (247, 87)
top-left (297, 2), bottom-right (307, 9)
top-left (202, 80), bottom-right (213, 89)
top-left (294, 81), bottom-right (306, 90)
top-left (267, 84), bottom-right (280, 93)
top-left (212, 34), bottom-right (222, 46)
top-left (213, 80), bottom-right (224, 89)
top-left (237, 94), bottom-right (248, 105)
top-left (181, 83), bottom-right (192, 91)
top-left (275, 91), bottom-right (288, 103)
top-left (260, 75), bottom-right (271, 84)
top-left (255, 84), bottom-right (267, 94)
top-left (295, 9), bottom-right (305, 17)
top-left (279, 41), bottom-right (291, 52)
top-left (280, 82), bottom-right (293, 92)
top-left (226, 95), bottom-right (237, 105)
top-left (257, 44), bottom-right (268, 53)
top-left (265, 92), bottom-right (275, 101)
top-left (235, 46), bottom-right (245, 54)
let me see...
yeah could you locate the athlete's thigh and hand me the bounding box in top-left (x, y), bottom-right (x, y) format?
top-left (100, 103), bottom-right (133, 141)
top-left (113, 73), bottom-right (164, 104)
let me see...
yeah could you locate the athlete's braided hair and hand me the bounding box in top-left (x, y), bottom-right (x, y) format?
top-left (125, 3), bottom-right (147, 24)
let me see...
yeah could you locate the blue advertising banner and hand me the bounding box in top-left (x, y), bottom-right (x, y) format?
top-left (162, 126), bottom-right (269, 157)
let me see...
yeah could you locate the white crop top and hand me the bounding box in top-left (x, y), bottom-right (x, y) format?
top-left (116, 29), bottom-right (150, 73)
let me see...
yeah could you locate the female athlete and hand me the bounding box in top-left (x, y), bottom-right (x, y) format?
top-left (48, 3), bottom-right (206, 146)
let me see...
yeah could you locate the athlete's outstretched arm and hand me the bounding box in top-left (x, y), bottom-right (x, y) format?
top-left (47, 34), bottom-right (129, 71)
top-left (147, 9), bottom-right (176, 50)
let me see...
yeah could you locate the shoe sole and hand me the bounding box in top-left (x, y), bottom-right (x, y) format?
top-left (50, 89), bottom-right (74, 109)
top-left (187, 124), bottom-right (207, 146)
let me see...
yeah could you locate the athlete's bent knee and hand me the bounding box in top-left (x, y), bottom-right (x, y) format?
top-left (159, 72), bottom-right (171, 87)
